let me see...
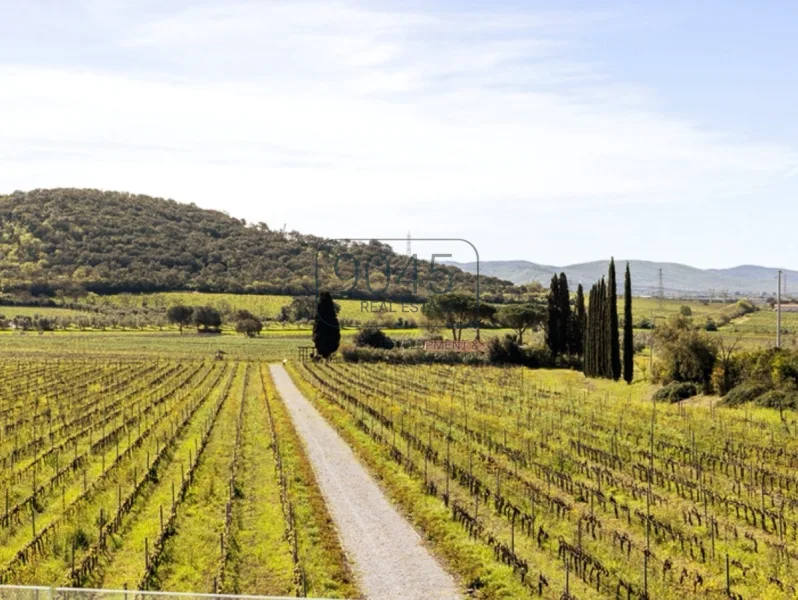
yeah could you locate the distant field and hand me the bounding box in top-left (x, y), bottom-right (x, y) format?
top-left (0, 326), bottom-right (524, 361)
top-left (0, 330), bottom-right (303, 360)
top-left (0, 305), bottom-right (87, 318)
top-left (99, 292), bottom-right (290, 318)
top-left (99, 292), bottom-right (410, 324)
top-left (633, 296), bottom-right (744, 321)
top-left (102, 292), bottom-right (750, 325)
top-left (5, 293), bottom-right (787, 351)
top-left (721, 309), bottom-right (798, 334)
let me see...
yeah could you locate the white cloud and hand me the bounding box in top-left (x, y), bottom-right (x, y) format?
top-left (1, 0), bottom-right (796, 262)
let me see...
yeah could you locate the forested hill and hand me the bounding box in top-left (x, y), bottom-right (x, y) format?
top-left (0, 188), bottom-right (514, 299)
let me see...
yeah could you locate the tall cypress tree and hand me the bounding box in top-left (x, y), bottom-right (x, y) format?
top-left (545, 275), bottom-right (560, 356)
top-left (594, 284), bottom-right (600, 375)
top-left (607, 258), bottom-right (621, 380)
top-left (557, 273), bottom-right (571, 354)
top-left (573, 283), bottom-right (585, 357)
top-left (313, 291), bottom-right (341, 359)
top-left (597, 278), bottom-right (608, 377)
top-left (583, 285), bottom-right (592, 376)
top-left (623, 263), bottom-right (634, 384)
top-left (585, 281), bottom-right (602, 377)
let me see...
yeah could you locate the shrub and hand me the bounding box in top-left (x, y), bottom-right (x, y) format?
top-left (354, 327), bottom-right (394, 350)
top-left (487, 335), bottom-right (525, 365)
top-left (651, 315), bottom-right (717, 391)
top-left (633, 333), bottom-right (649, 354)
top-left (653, 382), bottom-right (698, 403)
top-left (554, 353), bottom-right (583, 370)
top-left (524, 346), bottom-right (555, 368)
top-left (754, 390), bottom-right (798, 410)
top-left (636, 317), bottom-right (653, 330)
top-left (704, 318), bottom-right (718, 332)
top-left (771, 352), bottom-right (798, 388)
top-left (341, 347), bottom-right (487, 365)
top-left (722, 383), bottom-right (771, 406)
top-left (487, 336), bottom-right (561, 368)
top-left (736, 300), bottom-right (756, 315)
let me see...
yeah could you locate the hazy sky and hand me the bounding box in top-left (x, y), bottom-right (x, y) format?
top-left (1, 1), bottom-right (796, 268)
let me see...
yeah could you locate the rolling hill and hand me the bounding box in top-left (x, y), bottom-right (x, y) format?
top-left (447, 259), bottom-right (797, 297)
top-left (0, 188), bottom-right (513, 299)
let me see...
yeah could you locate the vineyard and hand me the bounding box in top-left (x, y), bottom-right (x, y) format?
top-left (722, 311), bottom-right (798, 336)
top-left (291, 360), bottom-right (798, 600)
top-left (0, 359), bottom-right (355, 598)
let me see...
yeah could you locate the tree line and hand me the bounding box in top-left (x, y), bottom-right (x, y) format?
top-left (545, 258), bottom-right (634, 383)
top-left (166, 304), bottom-right (264, 336)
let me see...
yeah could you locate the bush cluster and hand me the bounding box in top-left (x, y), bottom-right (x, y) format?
top-left (344, 328), bottom-right (582, 370)
top-left (653, 382), bottom-right (698, 403)
top-left (756, 390), bottom-right (798, 410)
top-left (354, 327), bottom-right (395, 350)
top-left (487, 335), bottom-right (582, 369)
top-left (341, 346), bottom-right (487, 365)
top-left (722, 383), bottom-right (771, 406)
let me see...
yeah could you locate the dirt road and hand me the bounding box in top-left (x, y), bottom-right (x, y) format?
top-left (269, 365), bottom-right (460, 600)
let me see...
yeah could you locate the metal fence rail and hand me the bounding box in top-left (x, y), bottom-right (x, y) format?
top-left (0, 586), bottom-right (322, 600)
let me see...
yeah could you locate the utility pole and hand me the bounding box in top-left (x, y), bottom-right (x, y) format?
top-left (406, 231), bottom-right (411, 256)
top-left (657, 268), bottom-right (664, 309)
top-left (777, 269), bottom-right (782, 349)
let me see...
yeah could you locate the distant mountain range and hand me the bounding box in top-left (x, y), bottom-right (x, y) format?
top-left (446, 260), bottom-right (798, 297)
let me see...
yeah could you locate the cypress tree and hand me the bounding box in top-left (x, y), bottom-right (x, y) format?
top-left (573, 283), bottom-right (585, 357)
top-left (598, 278), bottom-right (609, 378)
top-left (588, 282), bottom-right (603, 377)
top-left (313, 291), bottom-right (341, 359)
top-left (584, 284), bottom-right (596, 376)
top-left (607, 258), bottom-right (621, 380)
top-left (623, 263), bottom-right (634, 384)
top-left (545, 275), bottom-right (560, 356)
top-left (557, 273), bottom-right (571, 354)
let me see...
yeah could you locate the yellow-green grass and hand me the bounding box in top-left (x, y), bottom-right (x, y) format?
top-left (631, 297), bottom-right (743, 322)
top-left (96, 292), bottom-right (378, 323)
top-left (93, 364), bottom-right (230, 590)
top-left (720, 309), bottom-right (798, 334)
top-left (0, 330), bottom-right (305, 361)
top-left (152, 365), bottom-right (246, 592)
top-left (259, 365), bottom-right (358, 598)
top-left (286, 361), bottom-right (527, 599)
top-left (0, 359), bottom-right (356, 595)
top-left (2, 363), bottom-right (219, 585)
top-left (293, 361), bottom-right (798, 600)
top-left (222, 365), bottom-right (296, 596)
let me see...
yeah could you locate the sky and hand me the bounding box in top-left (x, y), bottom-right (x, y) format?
top-left (1, 0), bottom-right (797, 268)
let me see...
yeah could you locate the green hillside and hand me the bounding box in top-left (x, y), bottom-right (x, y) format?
top-left (0, 189), bottom-right (513, 299)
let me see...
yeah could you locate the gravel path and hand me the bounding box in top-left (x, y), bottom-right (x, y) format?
top-left (270, 365), bottom-right (461, 600)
